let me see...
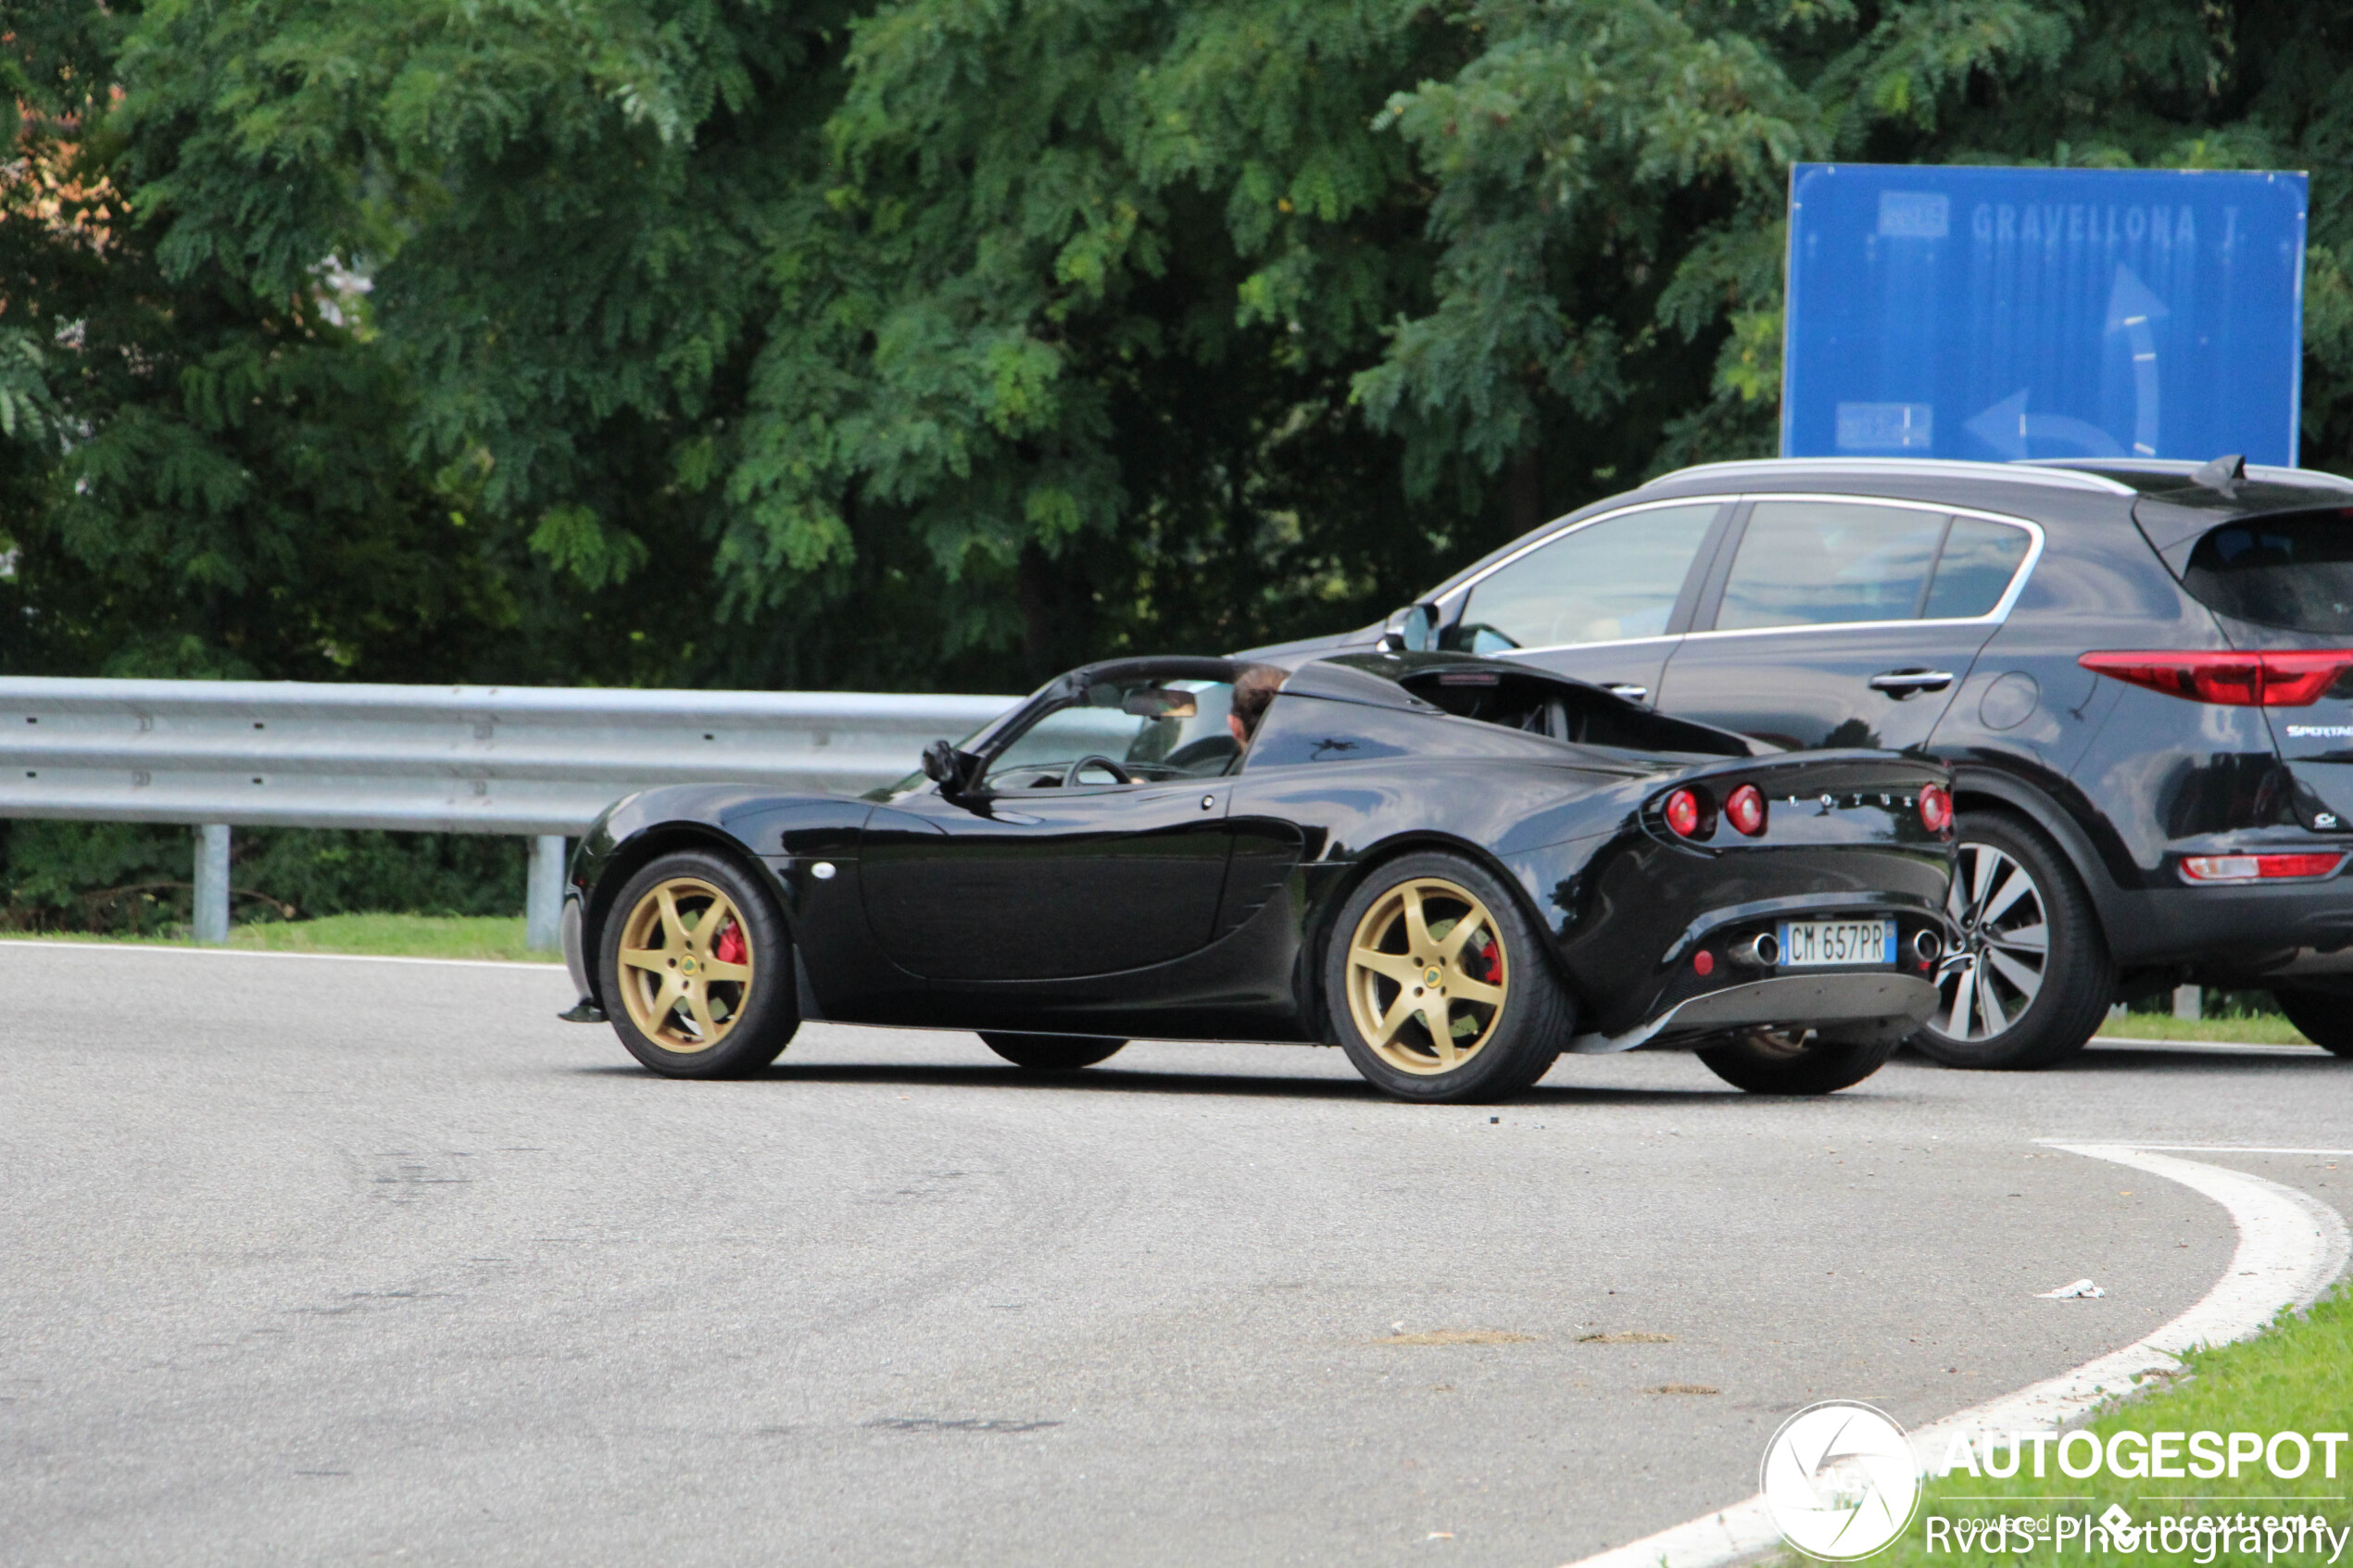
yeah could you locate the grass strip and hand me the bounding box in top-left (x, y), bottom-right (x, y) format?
top-left (6, 912), bottom-right (559, 963)
top-left (1819, 1285), bottom-right (2353, 1564)
top-left (2094, 1014), bottom-right (2318, 1047)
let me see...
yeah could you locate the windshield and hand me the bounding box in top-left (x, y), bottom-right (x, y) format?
top-left (983, 678), bottom-right (1239, 788)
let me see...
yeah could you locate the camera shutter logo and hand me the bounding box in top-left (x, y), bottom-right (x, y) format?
top-left (1761, 1400), bottom-right (1922, 1560)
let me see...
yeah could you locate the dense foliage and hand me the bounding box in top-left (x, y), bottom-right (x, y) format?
top-left (5, 0), bottom-right (2353, 922)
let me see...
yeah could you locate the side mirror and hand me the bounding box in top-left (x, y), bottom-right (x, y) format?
top-left (1378, 603), bottom-right (1440, 654)
top-left (921, 739), bottom-right (981, 794)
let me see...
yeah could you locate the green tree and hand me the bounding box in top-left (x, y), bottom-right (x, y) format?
top-left (13, 0), bottom-right (2353, 692)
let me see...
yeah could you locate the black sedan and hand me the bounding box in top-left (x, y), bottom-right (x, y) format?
top-left (559, 653), bottom-right (1959, 1102)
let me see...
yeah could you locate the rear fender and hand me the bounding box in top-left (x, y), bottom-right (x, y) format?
top-left (1305, 831), bottom-right (1586, 1035)
top-left (1946, 765), bottom-right (2129, 921)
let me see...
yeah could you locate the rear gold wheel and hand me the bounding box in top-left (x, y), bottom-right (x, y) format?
top-left (1343, 877), bottom-right (1509, 1076)
top-left (1323, 851), bottom-right (1571, 1103)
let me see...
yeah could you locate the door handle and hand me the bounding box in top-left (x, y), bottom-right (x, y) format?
top-left (1601, 683), bottom-right (1649, 702)
top-left (1868, 669), bottom-right (1955, 695)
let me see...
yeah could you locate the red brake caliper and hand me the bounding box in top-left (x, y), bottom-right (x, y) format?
top-left (712, 921), bottom-right (746, 966)
top-left (1474, 937), bottom-right (1500, 984)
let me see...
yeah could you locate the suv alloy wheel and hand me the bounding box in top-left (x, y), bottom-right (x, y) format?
top-left (1911, 812), bottom-right (2116, 1070)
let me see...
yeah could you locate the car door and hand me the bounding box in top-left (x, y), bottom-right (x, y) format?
top-left (1654, 497), bottom-right (2040, 752)
top-left (858, 684), bottom-right (1240, 982)
top-left (1439, 499), bottom-right (1731, 707)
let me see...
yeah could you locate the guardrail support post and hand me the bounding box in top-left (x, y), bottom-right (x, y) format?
top-left (193, 823), bottom-right (231, 945)
top-left (526, 835), bottom-right (567, 952)
top-left (2172, 985), bottom-right (2202, 1022)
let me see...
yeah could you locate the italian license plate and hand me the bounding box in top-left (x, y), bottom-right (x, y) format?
top-left (1778, 918), bottom-right (1895, 968)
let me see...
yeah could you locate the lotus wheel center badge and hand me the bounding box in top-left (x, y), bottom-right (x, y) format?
top-left (1425, 968), bottom-right (1442, 986)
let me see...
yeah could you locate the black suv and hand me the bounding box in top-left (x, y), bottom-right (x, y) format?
top-left (1251, 456), bottom-right (2353, 1069)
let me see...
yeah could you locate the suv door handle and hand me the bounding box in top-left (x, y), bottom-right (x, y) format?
top-left (1601, 683), bottom-right (1649, 702)
top-left (1868, 669), bottom-right (1955, 695)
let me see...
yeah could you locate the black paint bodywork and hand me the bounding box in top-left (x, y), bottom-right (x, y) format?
top-left (566, 653), bottom-right (1956, 1051)
top-left (1247, 459), bottom-right (2353, 997)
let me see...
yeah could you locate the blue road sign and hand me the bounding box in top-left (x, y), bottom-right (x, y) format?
top-left (1782, 165), bottom-right (2308, 466)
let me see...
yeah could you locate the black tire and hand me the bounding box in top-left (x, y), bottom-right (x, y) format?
top-left (1909, 811), bottom-right (2114, 1071)
top-left (2270, 989), bottom-right (2353, 1058)
top-left (1323, 850), bottom-right (1572, 1103)
top-left (598, 848), bottom-right (799, 1078)
top-left (980, 1034), bottom-right (1126, 1070)
top-left (1697, 1027), bottom-right (1898, 1095)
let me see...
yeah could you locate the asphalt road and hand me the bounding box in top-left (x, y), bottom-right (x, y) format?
top-left (3, 944), bottom-right (2348, 1567)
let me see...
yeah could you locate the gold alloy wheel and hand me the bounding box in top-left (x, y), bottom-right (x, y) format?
top-left (1343, 876), bottom-right (1509, 1074)
top-left (614, 876), bottom-right (754, 1054)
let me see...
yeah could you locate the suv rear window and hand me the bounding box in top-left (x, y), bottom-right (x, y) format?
top-left (2182, 510), bottom-right (2353, 633)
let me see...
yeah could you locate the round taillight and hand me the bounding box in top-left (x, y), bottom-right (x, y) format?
top-left (1919, 783), bottom-right (1954, 834)
top-left (1726, 784), bottom-right (1768, 837)
top-left (1664, 788), bottom-right (1703, 837)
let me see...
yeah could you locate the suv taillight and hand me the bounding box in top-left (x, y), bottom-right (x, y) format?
top-left (2181, 852), bottom-right (2347, 883)
top-left (2080, 650), bottom-right (2353, 707)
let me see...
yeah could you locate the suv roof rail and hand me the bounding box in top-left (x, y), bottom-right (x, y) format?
top-left (1642, 457), bottom-right (2137, 495)
top-left (2030, 457), bottom-right (2353, 493)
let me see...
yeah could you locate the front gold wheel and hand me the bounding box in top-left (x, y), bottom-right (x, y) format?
top-left (1342, 876), bottom-right (1509, 1075)
top-left (613, 875), bottom-right (754, 1054)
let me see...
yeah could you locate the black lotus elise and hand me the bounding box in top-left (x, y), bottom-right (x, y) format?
top-left (560, 653), bottom-right (1959, 1102)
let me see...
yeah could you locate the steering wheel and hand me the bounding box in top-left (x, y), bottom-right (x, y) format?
top-left (1063, 754), bottom-right (1134, 787)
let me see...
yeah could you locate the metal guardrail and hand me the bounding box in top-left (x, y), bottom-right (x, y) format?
top-left (0, 677), bottom-right (1018, 947)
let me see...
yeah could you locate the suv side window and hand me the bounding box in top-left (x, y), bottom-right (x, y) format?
top-left (1716, 501), bottom-right (1948, 631)
top-left (1921, 517), bottom-right (2032, 620)
top-left (1452, 503), bottom-right (1718, 654)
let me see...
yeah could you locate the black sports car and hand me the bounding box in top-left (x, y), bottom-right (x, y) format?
top-left (559, 653), bottom-right (1959, 1102)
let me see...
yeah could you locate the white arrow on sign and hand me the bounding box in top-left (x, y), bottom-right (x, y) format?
top-left (1963, 389), bottom-right (2122, 460)
top-left (1966, 263), bottom-right (2169, 460)
top-left (2105, 262), bottom-right (2168, 457)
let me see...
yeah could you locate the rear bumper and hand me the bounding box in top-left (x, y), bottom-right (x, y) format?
top-left (1562, 886), bottom-right (1954, 1040)
top-left (2096, 829), bottom-right (2353, 977)
top-left (1568, 972), bottom-right (1940, 1055)
top-left (2107, 882), bottom-right (2353, 980)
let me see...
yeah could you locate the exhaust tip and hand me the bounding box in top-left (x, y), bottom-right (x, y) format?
top-left (1731, 931), bottom-right (1781, 969)
top-left (1912, 928), bottom-right (1944, 963)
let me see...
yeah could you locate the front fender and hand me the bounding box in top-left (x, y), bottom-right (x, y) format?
top-left (571, 788), bottom-right (873, 1010)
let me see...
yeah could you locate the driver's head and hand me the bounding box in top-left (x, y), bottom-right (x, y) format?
top-left (1227, 663), bottom-right (1287, 746)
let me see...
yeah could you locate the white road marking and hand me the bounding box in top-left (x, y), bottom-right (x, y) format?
top-left (2090, 1035), bottom-right (2328, 1055)
top-left (2081, 1145), bottom-right (2353, 1157)
top-left (1552, 1144), bottom-right (2350, 1568)
top-left (0, 938), bottom-right (560, 972)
